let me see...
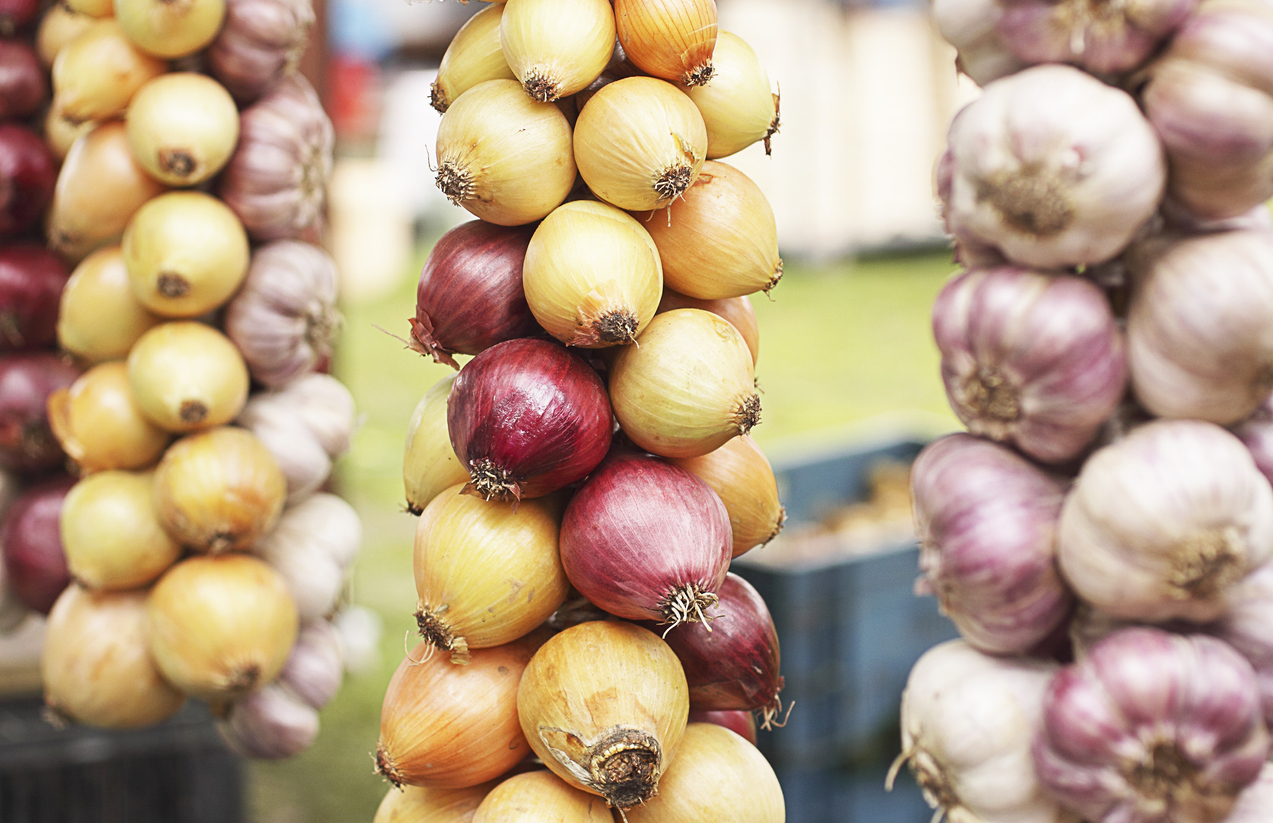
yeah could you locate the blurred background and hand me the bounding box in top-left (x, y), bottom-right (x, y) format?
top-left (257, 0), bottom-right (974, 819)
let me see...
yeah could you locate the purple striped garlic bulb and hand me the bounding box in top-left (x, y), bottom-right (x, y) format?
top-left (1209, 562), bottom-right (1273, 726)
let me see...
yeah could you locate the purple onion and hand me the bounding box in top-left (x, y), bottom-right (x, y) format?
top-left (1033, 627), bottom-right (1270, 823)
top-left (0, 244), bottom-right (69, 352)
top-left (0, 39), bottom-right (45, 120)
top-left (0, 352), bottom-right (80, 474)
top-left (933, 267), bottom-right (1127, 464)
top-left (0, 474), bottom-right (72, 614)
top-left (0, 124), bottom-right (56, 237)
top-left (911, 433), bottom-right (1075, 656)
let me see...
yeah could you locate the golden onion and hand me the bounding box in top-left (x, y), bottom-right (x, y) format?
top-left (60, 470), bottom-right (181, 590)
top-left (51, 21), bottom-right (167, 123)
top-left (472, 771), bottom-right (612, 823)
top-left (38, 5), bottom-right (107, 67)
top-left (127, 321), bottom-right (249, 432)
top-left (682, 31), bottom-right (779, 159)
top-left (403, 374), bottom-right (470, 516)
top-left (57, 246), bottom-right (163, 364)
top-left (671, 435), bottom-right (785, 557)
top-left (614, 0), bottom-right (717, 86)
top-left (374, 782), bottom-right (497, 823)
top-left (433, 4), bottom-right (515, 113)
top-left (115, 0), bottom-right (227, 58)
top-left (657, 289), bottom-right (759, 367)
top-left (126, 73), bottom-right (241, 187)
top-left (43, 100), bottom-right (95, 161)
top-left (47, 360), bottom-right (171, 473)
top-left (500, 0), bottom-right (614, 103)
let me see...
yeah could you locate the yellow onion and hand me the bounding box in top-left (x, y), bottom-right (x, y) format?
top-left (574, 76), bottom-right (707, 211)
top-left (42, 584), bottom-right (186, 728)
top-left (435, 78), bottom-right (576, 227)
top-left (57, 246), bottom-right (163, 364)
top-left (127, 322), bottom-right (249, 432)
top-left (500, 0), bottom-right (614, 103)
top-left (682, 31), bottom-right (779, 159)
top-left (414, 484), bottom-right (568, 663)
top-left (52, 21), bottom-right (167, 124)
top-left (624, 723), bottom-right (785, 823)
top-left (126, 73), bottom-right (241, 187)
top-left (472, 771), bottom-right (613, 823)
top-left (64, 0), bottom-right (113, 18)
top-left (518, 621), bottom-right (689, 809)
top-left (640, 161), bottom-right (781, 299)
top-left (376, 633), bottom-right (546, 789)
top-left (47, 361), bottom-right (171, 473)
top-left (47, 121), bottom-right (169, 263)
top-left (123, 192), bottom-right (250, 318)
top-left (115, 0), bottom-right (227, 58)
top-left (60, 470), bottom-right (181, 590)
top-left (37, 5), bottom-right (108, 68)
top-left (671, 435), bottom-right (784, 557)
top-left (432, 4), bottom-right (515, 113)
top-left (43, 100), bottom-right (95, 161)
top-left (614, 0), bottom-right (717, 86)
top-left (523, 200), bottom-right (663, 348)
top-left (404, 374), bottom-right (470, 516)
top-left (374, 782), bottom-right (497, 823)
top-left (147, 553), bottom-right (299, 699)
top-left (657, 289), bottom-right (759, 367)
top-left (610, 308), bottom-right (759, 458)
top-left (153, 426), bottom-right (286, 553)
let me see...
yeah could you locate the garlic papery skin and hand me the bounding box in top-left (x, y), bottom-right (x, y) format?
top-left (1057, 419), bottom-right (1273, 623)
top-left (207, 0), bottom-right (316, 105)
top-left (433, 4), bottom-right (514, 113)
top-left (251, 372), bottom-right (357, 459)
top-left (218, 682), bottom-right (319, 760)
top-left (434, 79), bottom-right (576, 227)
top-left (896, 640), bottom-right (1071, 823)
top-left (932, 266), bottom-right (1128, 464)
top-left (932, 0), bottom-right (1025, 87)
top-left (911, 434), bottom-right (1075, 656)
top-left (1235, 395), bottom-right (1273, 488)
top-left (404, 375), bottom-right (469, 515)
top-left (942, 64), bottom-right (1166, 269)
top-left (1226, 762), bottom-right (1273, 822)
top-left (278, 618), bottom-right (343, 710)
top-left (225, 241), bottom-right (340, 389)
top-left (1140, 0), bottom-right (1273, 220)
top-left (574, 76), bottom-right (708, 211)
top-left (1033, 627), bottom-right (1271, 823)
top-left (995, 0), bottom-right (1198, 76)
top-left (1127, 228), bottom-right (1273, 425)
top-left (472, 771), bottom-right (614, 823)
top-left (681, 32), bottom-right (778, 159)
top-left (522, 200), bottom-right (662, 348)
top-left (499, 0), bottom-right (614, 103)
top-left (614, 0), bottom-right (717, 87)
top-left (251, 493), bottom-right (362, 620)
top-left (1207, 562), bottom-right (1273, 725)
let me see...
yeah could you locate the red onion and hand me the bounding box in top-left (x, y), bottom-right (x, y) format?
top-left (0, 474), bottom-right (73, 614)
top-left (0, 352), bottom-right (80, 473)
top-left (657, 572), bottom-right (783, 722)
top-left (1033, 627), bottom-right (1270, 822)
top-left (447, 337), bottom-right (612, 502)
top-left (912, 433), bottom-right (1075, 656)
top-left (0, 0), bottom-right (37, 34)
top-left (0, 123), bottom-right (55, 237)
top-left (206, 0), bottom-right (315, 105)
top-left (688, 709), bottom-right (757, 745)
top-left (0, 244), bottom-right (69, 352)
top-left (0, 39), bottom-right (45, 120)
top-left (933, 266), bottom-right (1127, 464)
top-left (410, 220), bottom-right (541, 370)
top-left (559, 449), bottom-right (731, 629)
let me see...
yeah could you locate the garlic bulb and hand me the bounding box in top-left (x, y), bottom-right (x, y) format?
top-left (1127, 228), bottom-right (1273, 425)
top-left (404, 374), bottom-right (469, 515)
top-left (1033, 627), bottom-right (1270, 823)
top-left (912, 434), bottom-right (1074, 656)
top-left (277, 618), bottom-right (344, 710)
top-left (499, 0), bottom-right (614, 103)
top-left (1207, 562), bottom-right (1273, 725)
top-left (1227, 763), bottom-right (1273, 822)
top-left (207, 0), bottom-right (315, 104)
top-left (931, 0), bottom-right (1024, 86)
top-left (225, 241), bottom-right (340, 389)
top-left (614, 0), bottom-right (717, 87)
top-left (432, 3), bottom-right (514, 113)
top-left (681, 31), bottom-right (778, 159)
top-left (941, 64), bottom-right (1165, 269)
top-left (434, 78), bottom-right (576, 227)
top-left (218, 75), bottom-right (334, 242)
top-left (251, 493), bottom-right (362, 620)
top-left (257, 372), bottom-right (357, 458)
top-left (1058, 419), bottom-right (1273, 623)
top-left (218, 682), bottom-right (319, 760)
top-left (472, 771), bottom-right (613, 823)
top-left (895, 640), bottom-right (1071, 823)
top-left (933, 266), bottom-right (1127, 464)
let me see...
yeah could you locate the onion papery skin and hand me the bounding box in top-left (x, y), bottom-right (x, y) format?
top-left (207, 0), bottom-right (315, 105)
top-left (1, 475), bottom-right (73, 614)
top-left (376, 634), bottom-right (544, 789)
top-left (912, 433), bottom-right (1075, 656)
top-left (411, 220), bottom-right (539, 369)
top-left (374, 782), bottom-right (496, 823)
top-left (657, 573), bottom-right (782, 717)
top-left (115, 0), bottom-right (226, 58)
top-left (125, 73), bottom-right (241, 188)
top-left (639, 160), bottom-right (781, 300)
top-left (681, 31), bottom-right (778, 159)
top-left (413, 484), bottom-right (569, 663)
top-left (433, 79), bottom-right (576, 227)
top-left (127, 322), bottom-right (250, 433)
top-left (473, 771), bottom-right (612, 823)
top-left (0, 352), bottom-right (79, 474)
top-left (573, 76), bottom-right (708, 211)
top-left (609, 308), bottom-right (759, 459)
top-left (38, 5), bottom-right (98, 67)
top-left (404, 374), bottom-right (470, 515)
top-left (670, 435), bottom-right (784, 556)
top-left (1033, 628), bottom-right (1270, 823)
top-left (517, 621), bottom-right (689, 809)
top-left (687, 709), bottom-right (757, 745)
top-left (61, 469), bottom-right (181, 591)
top-left (0, 124), bottom-right (56, 238)
top-left (614, 0), bottom-right (717, 87)
top-left (560, 449), bottom-right (731, 628)
top-left (499, 0), bottom-right (615, 104)
top-left (0, 244), bottom-right (68, 352)
top-left (147, 553), bottom-right (299, 700)
top-left (1128, 228), bottom-right (1273, 425)
top-left (447, 338), bottom-right (612, 503)
top-left (522, 200), bottom-right (663, 348)
top-left (50, 21), bottom-right (167, 123)
top-left (57, 247), bottom-right (162, 364)
top-left (624, 723), bottom-right (785, 823)
top-left (42, 584), bottom-right (186, 729)
top-left (934, 266), bottom-right (1126, 464)
top-left (432, 3), bottom-right (513, 113)
top-left (656, 289), bottom-right (759, 366)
